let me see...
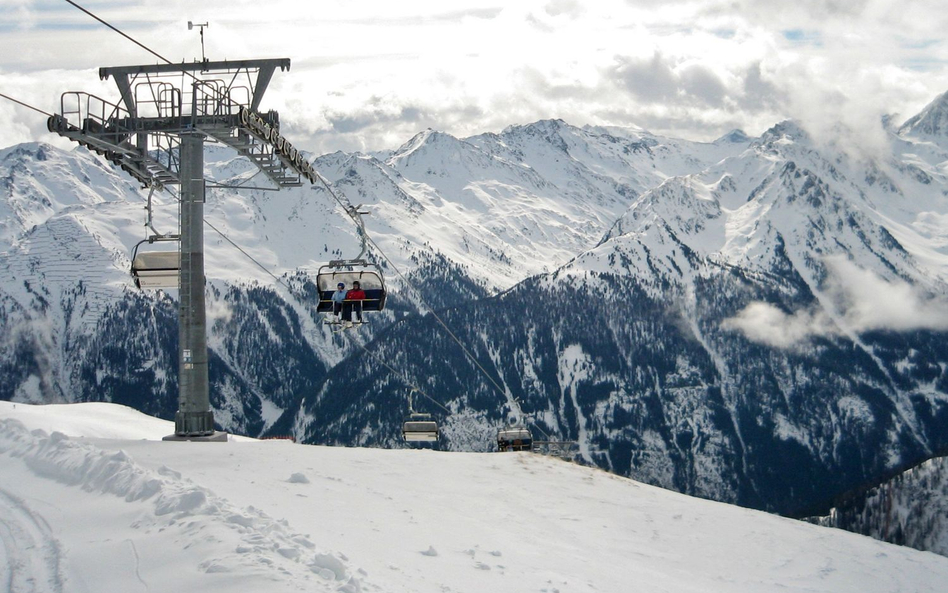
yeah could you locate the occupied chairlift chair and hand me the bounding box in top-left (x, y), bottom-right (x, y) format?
top-left (497, 424), bottom-right (534, 452)
top-left (402, 389), bottom-right (439, 442)
top-left (315, 205), bottom-right (386, 322)
top-left (130, 186), bottom-right (180, 290)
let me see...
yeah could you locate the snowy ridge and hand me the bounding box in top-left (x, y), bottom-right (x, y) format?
top-left (900, 91), bottom-right (948, 142)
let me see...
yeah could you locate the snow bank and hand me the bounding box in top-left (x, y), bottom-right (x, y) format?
top-left (0, 400), bottom-right (172, 440)
top-left (0, 417), bottom-right (363, 592)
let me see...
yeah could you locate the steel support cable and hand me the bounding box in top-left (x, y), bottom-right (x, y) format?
top-left (63, 0), bottom-right (199, 83)
top-left (352, 340), bottom-right (452, 415)
top-left (166, 187), bottom-right (453, 416)
top-left (160, 186), bottom-right (292, 290)
top-left (0, 93), bottom-right (52, 117)
top-left (312, 173), bottom-right (550, 438)
top-left (39, 1), bottom-right (541, 435)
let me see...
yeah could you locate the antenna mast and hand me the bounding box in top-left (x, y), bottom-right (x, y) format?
top-left (187, 21), bottom-right (209, 67)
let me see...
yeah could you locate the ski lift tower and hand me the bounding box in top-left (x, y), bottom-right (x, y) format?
top-left (47, 58), bottom-right (318, 440)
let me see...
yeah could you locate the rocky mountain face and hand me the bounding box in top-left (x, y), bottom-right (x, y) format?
top-left (290, 104), bottom-right (948, 515)
top-left (2, 94), bottom-right (948, 519)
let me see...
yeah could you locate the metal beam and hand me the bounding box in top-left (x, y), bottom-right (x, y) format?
top-left (250, 63), bottom-right (277, 112)
top-left (112, 74), bottom-right (137, 117)
top-left (100, 58), bottom-right (291, 80)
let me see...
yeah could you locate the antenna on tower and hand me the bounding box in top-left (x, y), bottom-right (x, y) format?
top-left (187, 21), bottom-right (209, 68)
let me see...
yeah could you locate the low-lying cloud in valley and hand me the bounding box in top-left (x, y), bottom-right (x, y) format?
top-left (723, 256), bottom-right (948, 348)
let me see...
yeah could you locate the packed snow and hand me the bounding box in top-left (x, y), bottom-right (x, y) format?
top-left (1, 401), bottom-right (946, 592)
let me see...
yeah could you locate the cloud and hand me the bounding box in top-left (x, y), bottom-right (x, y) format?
top-left (3, 0), bottom-right (948, 155)
top-left (723, 256), bottom-right (948, 348)
top-left (824, 256), bottom-right (948, 333)
top-left (543, 0), bottom-right (585, 18)
top-left (721, 302), bottom-right (834, 349)
top-left (610, 53), bottom-right (680, 102)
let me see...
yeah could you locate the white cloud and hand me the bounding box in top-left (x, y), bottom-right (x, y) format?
top-left (824, 256), bottom-right (948, 333)
top-left (1, 0), bottom-right (947, 153)
top-left (721, 301), bottom-right (834, 349)
top-left (723, 256), bottom-right (948, 348)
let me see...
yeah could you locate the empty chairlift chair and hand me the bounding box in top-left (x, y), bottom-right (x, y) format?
top-left (402, 413), bottom-right (439, 442)
top-left (497, 425), bottom-right (533, 452)
top-left (131, 239), bottom-right (179, 289)
top-left (315, 260), bottom-right (387, 317)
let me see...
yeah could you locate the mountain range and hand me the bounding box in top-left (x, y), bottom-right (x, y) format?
top-left (2, 91), bottom-right (948, 527)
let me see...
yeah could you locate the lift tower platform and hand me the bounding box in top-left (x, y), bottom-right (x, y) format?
top-left (48, 58), bottom-right (316, 438)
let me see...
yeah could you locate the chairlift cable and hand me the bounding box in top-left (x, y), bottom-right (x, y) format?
top-left (63, 0), bottom-right (201, 84)
top-left (351, 340), bottom-right (452, 415)
top-left (159, 186), bottom-right (293, 291)
top-left (167, 188), bottom-right (453, 416)
top-left (0, 93), bottom-right (52, 117)
top-left (313, 172), bottom-right (547, 436)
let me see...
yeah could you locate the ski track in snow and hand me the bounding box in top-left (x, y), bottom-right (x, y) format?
top-left (0, 419), bottom-right (366, 593)
top-left (0, 487), bottom-right (64, 593)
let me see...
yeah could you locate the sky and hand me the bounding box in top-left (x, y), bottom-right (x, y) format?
top-left (1, 0), bottom-right (947, 154)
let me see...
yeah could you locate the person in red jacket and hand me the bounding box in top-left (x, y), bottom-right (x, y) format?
top-left (343, 280), bottom-right (367, 326)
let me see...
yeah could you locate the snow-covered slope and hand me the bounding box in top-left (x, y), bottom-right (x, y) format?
top-left (899, 90), bottom-right (948, 143)
top-left (1, 400), bottom-right (946, 593)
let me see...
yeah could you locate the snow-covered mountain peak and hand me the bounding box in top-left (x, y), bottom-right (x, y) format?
top-left (0, 142), bottom-right (143, 250)
top-left (502, 118), bottom-right (571, 137)
top-left (759, 120), bottom-right (811, 146)
top-left (387, 128), bottom-right (472, 166)
top-left (715, 129), bottom-right (751, 145)
top-left (900, 90), bottom-right (948, 141)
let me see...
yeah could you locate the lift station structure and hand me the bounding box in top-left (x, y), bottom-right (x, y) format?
top-left (48, 58), bottom-right (316, 439)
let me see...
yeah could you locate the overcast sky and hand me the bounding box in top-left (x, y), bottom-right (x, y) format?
top-left (1, 0), bottom-right (947, 154)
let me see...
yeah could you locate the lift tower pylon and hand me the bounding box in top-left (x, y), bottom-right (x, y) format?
top-left (48, 58), bottom-right (317, 439)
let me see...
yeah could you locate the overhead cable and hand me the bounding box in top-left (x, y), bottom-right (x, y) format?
top-left (0, 93), bottom-right (52, 117)
top-left (312, 173), bottom-right (548, 436)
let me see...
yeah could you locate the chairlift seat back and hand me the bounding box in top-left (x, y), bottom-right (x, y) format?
top-left (403, 420), bottom-right (439, 442)
top-left (132, 251), bottom-right (179, 289)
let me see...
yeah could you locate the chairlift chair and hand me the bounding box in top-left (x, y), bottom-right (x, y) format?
top-left (316, 204), bottom-right (386, 318)
top-left (315, 259), bottom-right (387, 314)
top-left (131, 238), bottom-right (179, 289)
top-left (402, 413), bottom-right (439, 442)
top-left (497, 425), bottom-right (533, 452)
